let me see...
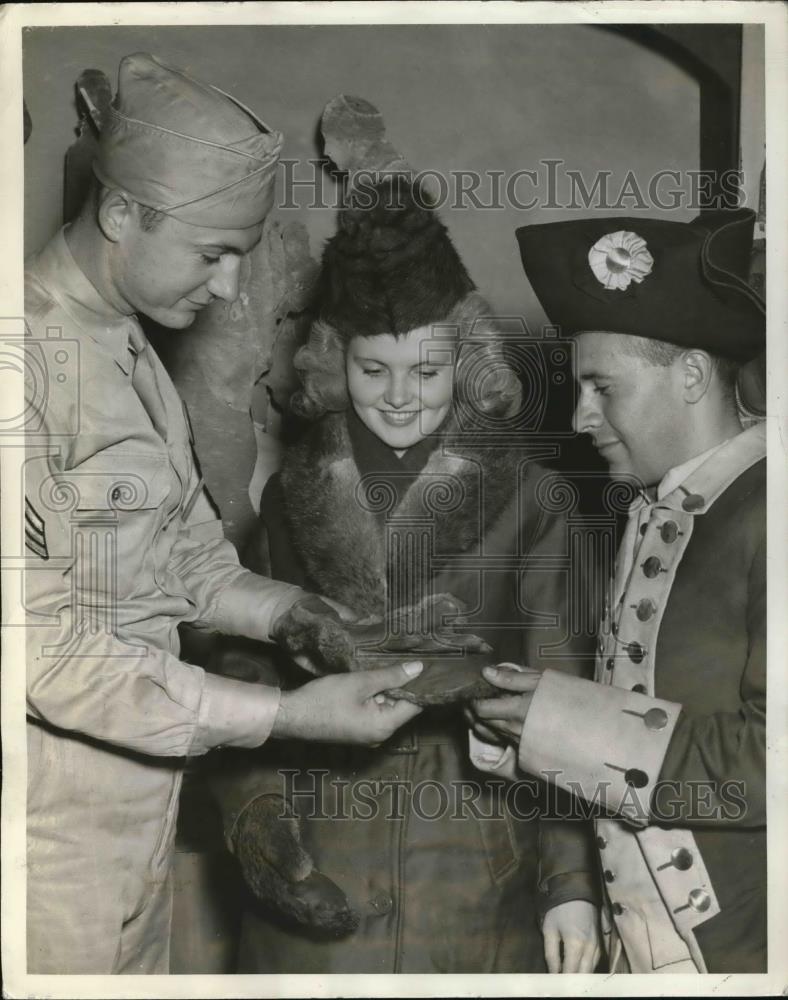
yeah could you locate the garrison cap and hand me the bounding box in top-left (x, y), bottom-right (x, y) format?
top-left (516, 209), bottom-right (764, 362)
top-left (94, 52), bottom-right (283, 228)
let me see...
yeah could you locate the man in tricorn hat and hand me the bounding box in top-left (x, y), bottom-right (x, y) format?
top-left (23, 53), bottom-right (425, 974)
top-left (468, 209), bottom-right (766, 973)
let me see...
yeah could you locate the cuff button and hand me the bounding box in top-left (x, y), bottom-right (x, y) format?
top-left (644, 708), bottom-right (668, 731)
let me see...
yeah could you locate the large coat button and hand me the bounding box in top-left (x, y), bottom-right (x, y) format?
top-left (627, 641), bottom-right (645, 663)
top-left (631, 683), bottom-right (647, 694)
top-left (688, 889), bottom-right (711, 912)
top-left (635, 598), bottom-right (657, 621)
top-left (681, 492), bottom-right (705, 512)
top-left (660, 521), bottom-right (680, 543)
top-left (643, 708), bottom-right (668, 731)
top-left (642, 556), bottom-right (663, 578)
top-left (624, 768), bottom-right (649, 788)
top-left (597, 835), bottom-right (607, 849)
top-left (671, 847), bottom-right (694, 870)
top-left (604, 869), bottom-right (615, 883)
top-left (611, 902), bottom-right (625, 916)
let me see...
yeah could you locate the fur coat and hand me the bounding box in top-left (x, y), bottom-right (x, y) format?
top-left (212, 406), bottom-right (601, 973)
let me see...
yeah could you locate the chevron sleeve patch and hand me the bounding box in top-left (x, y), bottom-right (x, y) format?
top-left (24, 496), bottom-right (49, 560)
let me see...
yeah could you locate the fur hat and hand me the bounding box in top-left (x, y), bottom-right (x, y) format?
top-left (315, 174), bottom-right (476, 340)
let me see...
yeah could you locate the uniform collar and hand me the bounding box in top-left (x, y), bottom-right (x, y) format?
top-left (629, 422), bottom-right (766, 517)
top-left (32, 226), bottom-right (143, 375)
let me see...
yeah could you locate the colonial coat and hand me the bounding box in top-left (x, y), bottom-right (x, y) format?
top-left (478, 423), bottom-right (767, 973)
top-left (211, 407), bottom-right (601, 973)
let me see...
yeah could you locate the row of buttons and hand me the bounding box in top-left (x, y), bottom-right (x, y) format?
top-left (598, 837), bottom-right (710, 918)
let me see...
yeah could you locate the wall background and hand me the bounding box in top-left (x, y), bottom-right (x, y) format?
top-left (24, 23), bottom-right (704, 324)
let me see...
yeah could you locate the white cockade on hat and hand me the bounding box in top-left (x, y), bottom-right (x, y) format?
top-left (588, 230), bottom-right (654, 291)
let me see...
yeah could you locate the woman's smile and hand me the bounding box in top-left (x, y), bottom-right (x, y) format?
top-left (377, 409), bottom-right (421, 426)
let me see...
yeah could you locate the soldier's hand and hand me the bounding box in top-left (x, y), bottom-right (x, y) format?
top-left (468, 663), bottom-right (542, 745)
top-left (271, 661), bottom-right (424, 745)
top-left (233, 794), bottom-right (359, 936)
top-left (271, 594), bottom-right (360, 673)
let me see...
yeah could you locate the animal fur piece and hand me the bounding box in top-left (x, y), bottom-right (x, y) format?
top-left (234, 795), bottom-right (360, 936)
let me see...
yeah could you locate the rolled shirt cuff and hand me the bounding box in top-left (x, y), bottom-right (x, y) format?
top-left (190, 670), bottom-right (282, 755)
top-left (468, 731), bottom-right (519, 782)
top-left (518, 670), bottom-right (681, 827)
top-left (213, 571), bottom-right (305, 643)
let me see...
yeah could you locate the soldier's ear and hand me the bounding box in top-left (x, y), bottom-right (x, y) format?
top-left (96, 188), bottom-right (136, 243)
top-left (682, 350), bottom-right (714, 404)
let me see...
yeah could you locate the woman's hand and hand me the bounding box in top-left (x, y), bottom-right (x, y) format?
top-left (468, 663), bottom-right (542, 746)
top-left (272, 660), bottom-right (424, 745)
top-left (543, 900), bottom-right (602, 973)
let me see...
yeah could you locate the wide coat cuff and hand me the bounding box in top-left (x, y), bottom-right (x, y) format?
top-left (518, 670), bottom-right (681, 826)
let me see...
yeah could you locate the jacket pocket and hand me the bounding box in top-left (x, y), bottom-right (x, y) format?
top-left (476, 808), bottom-right (521, 885)
top-left (66, 452), bottom-right (172, 512)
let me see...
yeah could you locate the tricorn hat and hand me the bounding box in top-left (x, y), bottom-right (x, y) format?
top-left (516, 208), bottom-right (764, 362)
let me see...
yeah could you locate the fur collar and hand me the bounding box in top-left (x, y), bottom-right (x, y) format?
top-left (279, 409), bottom-right (525, 616)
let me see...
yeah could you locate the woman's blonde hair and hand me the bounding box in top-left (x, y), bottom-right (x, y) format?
top-left (290, 291), bottom-right (523, 424)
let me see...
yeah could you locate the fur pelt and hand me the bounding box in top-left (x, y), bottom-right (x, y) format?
top-left (279, 410), bottom-right (527, 618)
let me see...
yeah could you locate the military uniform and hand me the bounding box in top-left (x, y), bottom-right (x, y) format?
top-left (477, 209), bottom-right (768, 974)
top-left (22, 52), bottom-right (299, 974)
top-left (23, 228), bottom-right (304, 973)
top-left (507, 424), bottom-right (766, 972)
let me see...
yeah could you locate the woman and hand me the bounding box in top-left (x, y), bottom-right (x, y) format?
top-left (211, 176), bottom-right (601, 973)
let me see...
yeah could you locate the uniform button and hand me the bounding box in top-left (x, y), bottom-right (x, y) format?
top-left (660, 521), bottom-right (680, 543)
top-left (644, 708), bottom-right (668, 731)
top-left (642, 556), bottom-right (663, 578)
top-left (681, 493), bottom-right (705, 512)
top-left (635, 598), bottom-right (657, 622)
top-left (627, 641), bottom-right (645, 663)
top-left (611, 902), bottom-right (625, 916)
top-left (688, 889), bottom-right (711, 912)
top-left (604, 869), bottom-right (615, 883)
top-left (639, 523), bottom-right (648, 536)
top-left (597, 835), bottom-right (607, 849)
top-left (611, 622), bottom-right (618, 636)
top-left (597, 637), bottom-right (605, 654)
top-left (369, 892), bottom-right (393, 915)
top-left (631, 683), bottom-right (647, 694)
top-left (624, 768), bottom-right (649, 788)
top-left (671, 847), bottom-right (694, 871)
top-left (606, 658), bottom-right (615, 671)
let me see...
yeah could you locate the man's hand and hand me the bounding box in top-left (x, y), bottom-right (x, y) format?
top-left (542, 900), bottom-right (602, 973)
top-left (271, 660), bottom-right (424, 745)
top-left (271, 594), bottom-right (359, 673)
top-left (468, 663), bottom-right (542, 746)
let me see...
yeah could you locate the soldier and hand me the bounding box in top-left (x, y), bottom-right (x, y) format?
top-left (468, 209), bottom-right (766, 973)
top-left (23, 52), bottom-right (423, 975)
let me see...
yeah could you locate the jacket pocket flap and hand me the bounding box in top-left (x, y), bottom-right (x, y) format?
top-left (57, 454), bottom-right (172, 511)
